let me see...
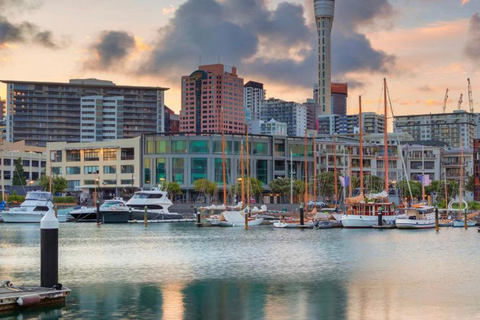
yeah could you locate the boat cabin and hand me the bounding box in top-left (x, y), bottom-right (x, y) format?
top-left (406, 206), bottom-right (435, 220)
top-left (348, 202), bottom-right (395, 216)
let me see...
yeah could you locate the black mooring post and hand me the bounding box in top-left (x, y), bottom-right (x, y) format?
top-left (96, 202), bottom-right (100, 226)
top-left (41, 210), bottom-right (59, 288)
top-left (378, 212), bottom-right (383, 226)
top-left (300, 206), bottom-right (304, 226)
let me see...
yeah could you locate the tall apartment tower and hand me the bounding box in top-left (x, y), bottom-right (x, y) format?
top-left (2, 79), bottom-right (167, 146)
top-left (314, 0), bottom-right (335, 115)
top-left (244, 81), bottom-right (265, 121)
top-left (180, 64), bottom-right (245, 134)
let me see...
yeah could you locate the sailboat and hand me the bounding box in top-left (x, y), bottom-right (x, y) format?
top-left (340, 81), bottom-right (403, 228)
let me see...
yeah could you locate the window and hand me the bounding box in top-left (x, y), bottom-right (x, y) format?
top-left (146, 140), bottom-right (155, 154)
top-left (103, 180), bottom-right (116, 185)
top-left (3, 159), bottom-right (11, 165)
top-left (213, 141), bottom-right (232, 154)
top-left (191, 158), bottom-right (208, 183)
top-left (67, 180), bottom-right (80, 190)
top-left (121, 148), bottom-right (135, 160)
top-left (84, 180), bottom-right (95, 185)
top-left (156, 140), bottom-right (169, 153)
top-left (144, 159), bottom-right (151, 185)
top-left (51, 150), bottom-right (62, 162)
top-left (103, 149), bottom-right (117, 161)
top-left (121, 165), bottom-right (134, 174)
top-left (172, 158), bottom-right (184, 184)
top-left (155, 158), bottom-right (166, 183)
top-left (66, 166), bottom-right (80, 175)
top-left (22, 160), bottom-right (30, 167)
top-left (257, 160), bottom-right (268, 184)
top-left (189, 140), bottom-right (209, 153)
top-left (103, 165), bottom-right (116, 174)
top-left (214, 158), bottom-right (230, 184)
top-left (172, 140), bottom-right (187, 153)
top-left (32, 160), bottom-right (39, 167)
top-left (252, 142), bottom-right (268, 155)
top-left (84, 149), bottom-right (100, 161)
top-left (66, 150), bottom-right (81, 162)
top-left (121, 179), bottom-right (133, 185)
top-left (84, 166), bottom-right (99, 174)
top-left (41, 161), bottom-right (46, 168)
top-left (52, 167), bottom-right (62, 175)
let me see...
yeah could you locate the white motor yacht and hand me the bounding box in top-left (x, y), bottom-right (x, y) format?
top-left (2, 191), bottom-right (67, 223)
top-left (395, 205), bottom-right (436, 229)
top-left (69, 198), bottom-right (128, 222)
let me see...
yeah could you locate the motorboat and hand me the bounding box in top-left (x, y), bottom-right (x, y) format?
top-left (395, 205), bottom-right (436, 229)
top-left (69, 198), bottom-right (128, 222)
top-left (2, 191), bottom-right (67, 223)
top-left (102, 188), bottom-right (183, 223)
top-left (340, 201), bottom-right (402, 228)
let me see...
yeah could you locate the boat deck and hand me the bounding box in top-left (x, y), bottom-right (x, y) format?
top-left (0, 282), bottom-right (70, 312)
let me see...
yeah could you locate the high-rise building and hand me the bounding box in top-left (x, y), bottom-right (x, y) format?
top-left (260, 98), bottom-right (307, 137)
top-left (0, 98), bottom-right (4, 120)
top-left (331, 83), bottom-right (348, 116)
top-left (393, 110), bottom-right (479, 149)
top-left (2, 79), bottom-right (167, 146)
top-left (317, 112), bottom-right (385, 136)
top-left (244, 81), bottom-right (265, 121)
top-left (303, 99), bottom-right (321, 131)
top-left (164, 106), bottom-right (180, 133)
top-left (314, 0), bottom-right (335, 115)
top-left (180, 64), bottom-right (245, 134)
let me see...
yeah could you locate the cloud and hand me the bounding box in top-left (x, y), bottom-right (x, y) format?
top-left (162, 5), bottom-right (176, 15)
top-left (136, 0), bottom-right (396, 90)
top-left (84, 30), bottom-right (136, 70)
top-left (418, 85), bottom-right (433, 92)
top-left (464, 13), bottom-right (480, 63)
top-left (0, 15), bottom-right (61, 49)
top-left (462, 0), bottom-right (471, 4)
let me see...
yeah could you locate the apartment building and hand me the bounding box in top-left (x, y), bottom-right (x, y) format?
top-left (2, 78), bottom-right (167, 146)
top-left (260, 99), bottom-right (307, 137)
top-left (244, 81), bottom-right (265, 121)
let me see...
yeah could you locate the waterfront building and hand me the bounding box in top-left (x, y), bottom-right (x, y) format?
top-left (441, 147), bottom-right (474, 189)
top-left (46, 137), bottom-right (141, 197)
top-left (0, 140), bottom-right (46, 187)
top-left (164, 106), bottom-right (180, 133)
top-left (142, 133), bottom-right (314, 203)
top-left (2, 78), bottom-right (167, 147)
top-left (260, 98), bottom-right (307, 137)
top-left (180, 64), bottom-right (245, 134)
top-left (318, 112), bottom-right (385, 136)
top-left (403, 144), bottom-right (442, 181)
top-left (314, 0), bottom-right (335, 115)
top-left (0, 98), bottom-right (4, 119)
top-left (244, 81), bottom-right (265, 121)
top-left (474, 139), bottom-right (480, 201)
top-left (393, 110), bottom-right (479, 149)
top-left (304, 99), bottom-right (321, 131)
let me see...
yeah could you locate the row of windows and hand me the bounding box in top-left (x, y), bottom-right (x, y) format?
top-left (54, 165), bottom-right (135, 175)
top-left (52, 148), bottom-right (135, 162)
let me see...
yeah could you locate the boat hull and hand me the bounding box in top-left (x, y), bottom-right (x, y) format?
top-left (218, 218), bottom-right (264, 227)
top-left (395, 219), bottom-right (435, 229)
top-left (452, 220), bottom-right (477, 228)
top-left (102, 210), bottom-right (184, 224)
top-left (2, 212), bottom-right (68, 223)
top-left (340, 214), bottom-right (399, 228)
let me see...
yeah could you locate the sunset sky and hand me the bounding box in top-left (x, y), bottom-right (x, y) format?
top-left (0, 0), bottom-right (479, 118)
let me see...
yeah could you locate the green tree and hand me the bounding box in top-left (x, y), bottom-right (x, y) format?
top-left (39, 173), bottom-right (67, 194)
top-left (162, 181), bottom-right (182, 199)
top-left (269, 178), bottom-right (291, 202)
top-left (12, 158), bottom-right (27, 186)
top-left (424, 179), bottom-right (459, 204)
top-left (398, 180), bottom-right (422, 200)
top-left (293, 180), bottom-right (305, 202)
top-left (465, 175), bottom-right (475, 193)
top-left (316, 171), bottom-right (341, 200)
top-left (363, 175), bottom-right (385, 193)
top-left (231, 177), bottom-right (264, 199)
top-left (193, 179), bottom-right (217, 202)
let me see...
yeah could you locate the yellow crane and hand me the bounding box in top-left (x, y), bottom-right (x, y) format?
top-left (467, 78), bottom-right (474, 113)
top-left (443, 88), bottom-right (449, 113)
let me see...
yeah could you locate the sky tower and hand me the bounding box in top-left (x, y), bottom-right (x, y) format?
top-left (314, 0), bottom-right (335, 115)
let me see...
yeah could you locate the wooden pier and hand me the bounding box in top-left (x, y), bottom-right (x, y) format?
top-left (0, 281), bottom-right (70, 312)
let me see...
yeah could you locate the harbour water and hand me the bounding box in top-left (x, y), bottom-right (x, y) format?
top-left (1, 223), bottom-right (479, 320)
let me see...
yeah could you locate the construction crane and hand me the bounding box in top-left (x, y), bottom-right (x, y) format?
top-left (443, 88), bottom-right (449, 113)
top-left (458, 93), bottom-right (463, 110)
top-left (467, 78), bottom-right (474, 113)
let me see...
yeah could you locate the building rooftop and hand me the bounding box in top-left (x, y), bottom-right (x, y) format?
top-left (1, 79), bottom-right (169, 91)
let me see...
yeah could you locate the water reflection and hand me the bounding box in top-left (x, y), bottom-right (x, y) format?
top-left (1, 224), bottom-right (480, 319)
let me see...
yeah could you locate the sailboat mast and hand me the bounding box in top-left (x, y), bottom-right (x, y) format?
top-left (460, 138), bottom-right (465, 227)
top-left (349, 147), bottom-right (353, 198)
top-left (334, 135), bottom-right (338, 208)
top-left (241, 143), bottom-right (245, 210)
top-left (313, 133), bottom-right (317, 205)
top-left (304, 130), bottom-right (308, 207)
top-left (444, 167), bottom-right (448, 210)
top-left (384, 78), bottom-right (389, 194)
top-left (246, 129), bottom-right (250, 213)
top-left (422, 144), bottom-right (425, 201)
top-left (359, 96), bottom-right (364, 196)
top-left (222, 109), bottom-right (227, 206)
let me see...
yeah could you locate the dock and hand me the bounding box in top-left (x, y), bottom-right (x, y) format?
top-left (0, 281), bottom-right (70, 312)
top-left (128, 219), bottom-right (195, 224)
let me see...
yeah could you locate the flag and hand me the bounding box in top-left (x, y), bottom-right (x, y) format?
top-left (340, 176), bottom-right (350, 187)
top-left (418, 174), bottom-right (431, 187)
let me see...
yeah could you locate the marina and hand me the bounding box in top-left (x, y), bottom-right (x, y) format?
top-left (1, 222), bottom-right (480, 319)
